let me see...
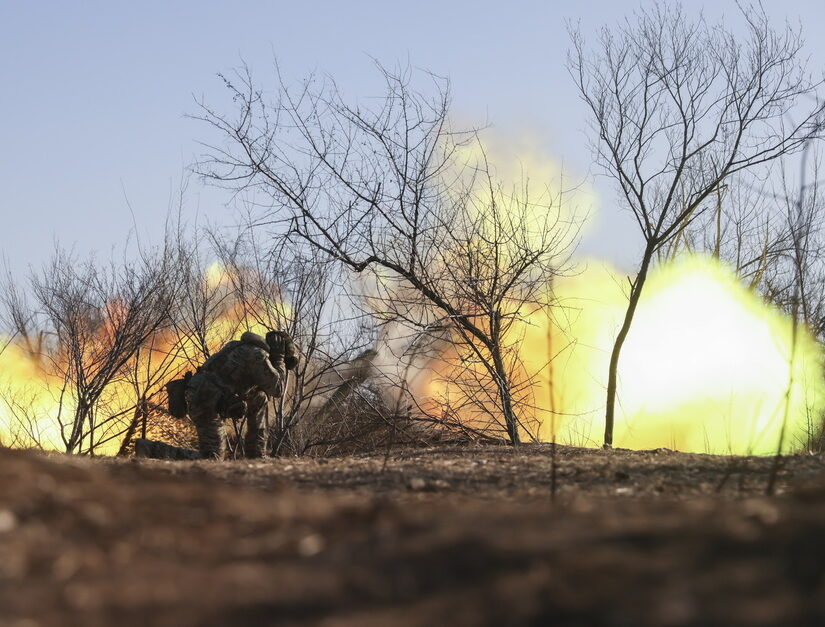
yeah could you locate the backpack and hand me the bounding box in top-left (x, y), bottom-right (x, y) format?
top-left (166, 371), bottom-right (192, 418)
top-left (199, 332), bottom-right (269, 374)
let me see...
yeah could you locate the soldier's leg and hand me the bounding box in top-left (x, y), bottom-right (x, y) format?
top-left (186, 375), bottom-right (227, 460)
top-left (193, 412), bottom-right (227, 460)
top-left (244, 390), bottom-right (269, 458)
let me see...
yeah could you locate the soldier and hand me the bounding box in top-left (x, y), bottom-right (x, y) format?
top-left (135, 330), bottom-right (298, 461)
top-left (185, 330), bottom-right (298, 459)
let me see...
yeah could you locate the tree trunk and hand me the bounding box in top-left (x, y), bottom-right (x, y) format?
top-left (604, 244), bottom-right (655, 448)
top-left (66, 401), bottom-right (87, 454)
top-left (490, 343), bottom-right (520, 446)
top-left (117, 397), bottom-right (147, 457)
top-left (117, 409), bottom-right (141, 456)
top-left (140, 397), bottom-right (149, 439)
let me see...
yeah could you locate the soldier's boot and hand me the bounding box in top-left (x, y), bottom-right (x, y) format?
top-left (244, 390), bottom-right (269, 458)
top-left (134, 438), bottom-right (201, 460)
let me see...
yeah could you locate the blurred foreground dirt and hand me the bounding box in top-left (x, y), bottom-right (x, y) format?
top-left (1, 444), bottom-right (825, 626)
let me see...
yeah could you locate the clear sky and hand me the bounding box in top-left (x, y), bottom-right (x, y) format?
top-left (1, 0), bottom-right (824, 278)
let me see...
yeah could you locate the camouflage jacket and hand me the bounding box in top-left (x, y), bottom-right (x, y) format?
top-left (200, 334), bottom-right (285, 398)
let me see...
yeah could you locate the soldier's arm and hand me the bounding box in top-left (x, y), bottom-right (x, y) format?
top-left (249, 348), bottom-right (286, 398)
top-left (266, 330), bottom-right (299, 371)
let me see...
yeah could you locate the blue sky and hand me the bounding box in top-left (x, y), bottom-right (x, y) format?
top-left (1, 0), bottom-right (824, 277)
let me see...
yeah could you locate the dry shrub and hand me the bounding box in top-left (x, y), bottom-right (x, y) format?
top-left (143, 411), bottom-right (198, 452)
top-left (278, 381), bottom-right (465, 458)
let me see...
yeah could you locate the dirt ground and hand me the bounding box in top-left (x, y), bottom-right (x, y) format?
top-left (1, 443), bottom-right (825, 626)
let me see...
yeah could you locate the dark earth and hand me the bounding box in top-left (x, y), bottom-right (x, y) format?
top-left (2, 443), bottom-right (825, 626)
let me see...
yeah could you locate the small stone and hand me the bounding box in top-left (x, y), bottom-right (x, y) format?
top-left (743, 499), bottom-right (780, 525)
top-left (407, 477), bottom-right (427, 491)
top-left (614, 470), bottom-right (630, 482)
top-left (0, 510), bottom-right (17, 533)
top-left (297, 534), bottom-right (325, 557)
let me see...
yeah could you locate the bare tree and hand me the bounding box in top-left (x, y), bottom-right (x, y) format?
top-left (2, 245), bottom-right (177, 454)
top-left (568, 3), bottom-right (825, 447)
top-left (167, 229), bottom-right (242, 365)
top-left (766, 145), bottom-right (825, 451)
top-left (194, 63), bottom-right (581, 445)
top-left (764, 148), bottom-right (825, 338)
top-left (662, 155), bottom-right (825, 341)
top-left (0, 275), bottom-right (62, 450)
top-left (117, 322), bottom-right (189, 455)
top-left (210, 224), bottom-right (374, 455)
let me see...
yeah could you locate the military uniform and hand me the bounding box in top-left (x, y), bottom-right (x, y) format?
top-left (186, 332), bottom-right (289, 459)
top-left (133, 330), bottom-right (297, 461)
